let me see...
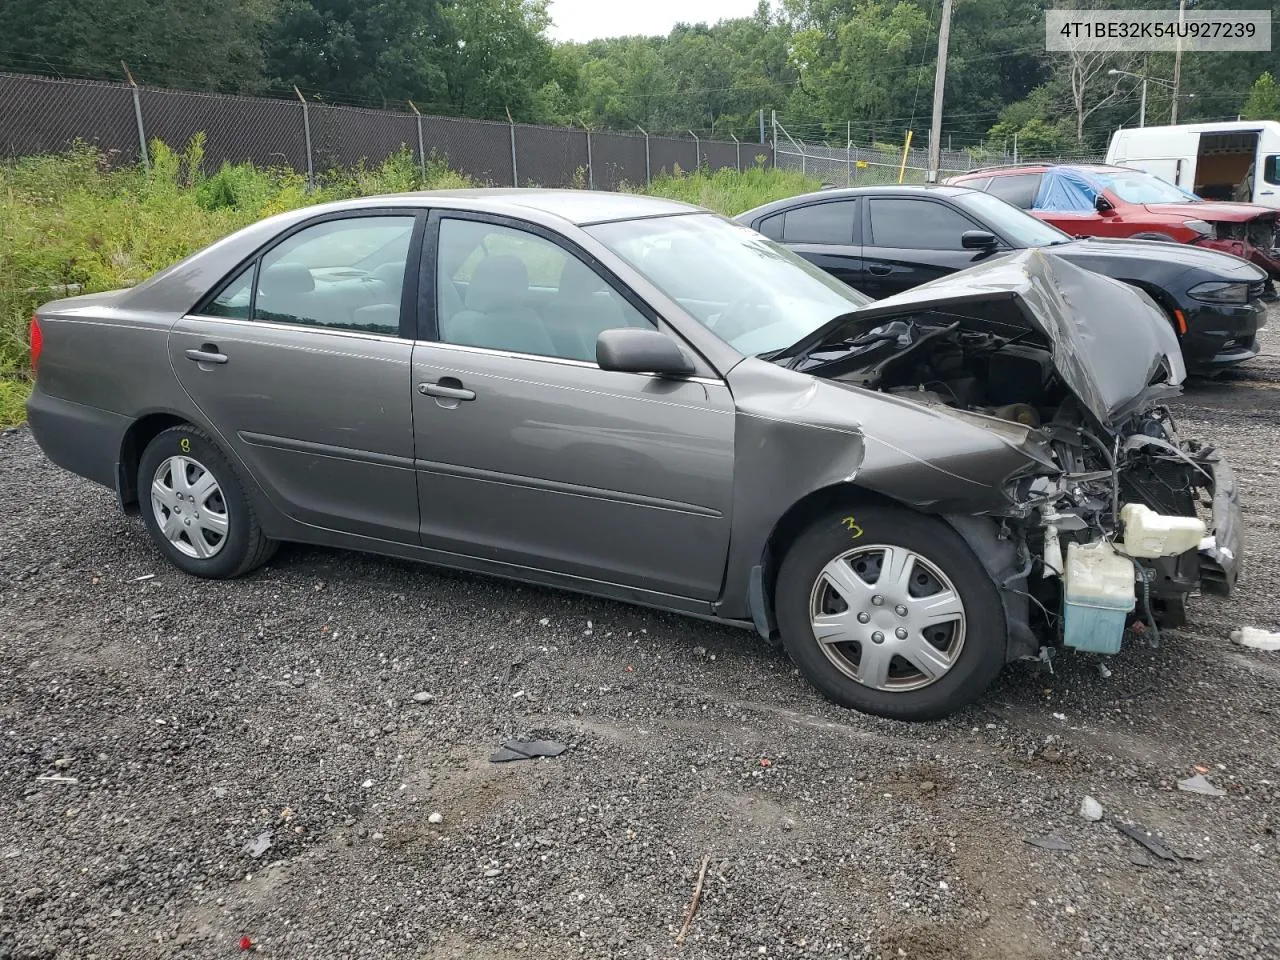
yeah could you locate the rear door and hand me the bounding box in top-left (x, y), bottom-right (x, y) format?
top-left (861, 197), bottom-right (997, 298)
top-left (409, 211), bottom-right (736, 601)
top-left (168, 210), bottom-right (424, 543)
top-left (759, 199), bottom-right (863, 292)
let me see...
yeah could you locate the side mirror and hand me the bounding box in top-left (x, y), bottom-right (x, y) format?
top-left (1094, 194), bottom-right (1114, 213)
top-left (596, 328), bottom-right (696, 377)
top-left (961, 229), bottom-right (998, 249)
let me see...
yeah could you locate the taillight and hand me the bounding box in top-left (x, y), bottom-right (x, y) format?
top-left (29, 314), bottom-right (43, 371)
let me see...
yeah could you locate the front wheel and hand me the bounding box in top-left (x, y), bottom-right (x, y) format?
top-left (774, 505), bottom-right (1007, 721)
top-left (137, 425), bottom-right (277, 579)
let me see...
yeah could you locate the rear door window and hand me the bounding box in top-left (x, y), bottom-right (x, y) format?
top-left (1264, 155), bottom-right (1280, 186)
top-left (984, 173), bottom-right (1043, 209)
top-left (780, 201), bottom-right (858, 245)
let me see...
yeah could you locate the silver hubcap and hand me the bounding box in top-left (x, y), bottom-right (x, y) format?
top-left (809, 544), bottom-right (966, 692)
top-left (150, 455), bottom-right (229, 559)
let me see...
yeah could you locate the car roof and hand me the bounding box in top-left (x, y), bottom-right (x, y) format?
top-left (286, 189), bottom-right (702, 227)
top-left (736, 184), bottom-right (977, 220)
top-left (955, 162), bottom-right (1137, 179)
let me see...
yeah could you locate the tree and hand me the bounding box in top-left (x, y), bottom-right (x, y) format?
top-left (441, 0), bottom-right (553, 120)
top-left (0, 0), bottom-right (273, 92)
top-left (1242, 72), bottom-right (1280, 121)
top-left (264, 0), bottom-right (451, 105)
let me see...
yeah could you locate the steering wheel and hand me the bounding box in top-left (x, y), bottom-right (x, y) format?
top-left (707, 291), bottom-right (773, 340)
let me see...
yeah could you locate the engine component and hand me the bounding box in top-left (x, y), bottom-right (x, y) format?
top-left (986, 344), bottom-right (1055, 406)
top-left (1063, 540), bottom-right (1136, 654)
top-left (1119, 503), bottom-right (1206, 558)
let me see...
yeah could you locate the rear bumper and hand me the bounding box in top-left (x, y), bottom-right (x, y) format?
top-left (1200, 456), bottom-right (1242, 595)
top-left (26, 387), bottom-right (129, 493)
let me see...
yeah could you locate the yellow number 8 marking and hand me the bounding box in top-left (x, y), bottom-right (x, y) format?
top-left (841, 516), bottom-right (863, 538)
top-left (179, 438), bottom-right (191, 453)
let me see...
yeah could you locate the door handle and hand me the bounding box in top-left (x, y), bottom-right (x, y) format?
top-left (418, 380), bottom-right (476, 401)
top-left (867, 264), bottom-right (892, 276)
top-left (185, 345), bottom-right (228, 364)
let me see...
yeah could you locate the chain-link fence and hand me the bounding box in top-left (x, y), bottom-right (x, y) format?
top-left (0, 71), bottom-right (774, 187)
top-left (772, 118), bottom-right (1106, 185)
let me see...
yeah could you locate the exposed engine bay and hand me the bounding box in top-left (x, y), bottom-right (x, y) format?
top-left (778, 250), bottom-right (1242, 661)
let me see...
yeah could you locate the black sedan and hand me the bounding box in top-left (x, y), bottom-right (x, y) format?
top-left (737, 185), bottom-right (1270, 371)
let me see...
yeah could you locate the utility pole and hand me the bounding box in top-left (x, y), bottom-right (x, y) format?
top-left (1171, 0), bottom-right (1186, 124)
top-left (1139, 76), bottom-right (1147, 127)
top-left (926, 0), bottom-right (954, 183)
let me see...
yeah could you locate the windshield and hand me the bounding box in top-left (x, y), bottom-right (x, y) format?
top-left (955, 191), bottom-right (1070, 247)
top-left (952, 192), bottom-right (1070, 248)
top-left (1088, 169), bottom-right (1198, 204)
top-left (586, 213), bottom-right (871, 356)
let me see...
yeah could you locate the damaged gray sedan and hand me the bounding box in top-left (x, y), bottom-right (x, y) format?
top-left (26, 191), bottom-right (1241, 720)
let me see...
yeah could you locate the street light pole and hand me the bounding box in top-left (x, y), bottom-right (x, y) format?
top-left (1172, 0), bottom-right (1187, 124)
top-left (926, 0), bottom-right (954, 183)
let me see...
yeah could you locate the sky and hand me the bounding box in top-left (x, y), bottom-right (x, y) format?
top-left (546, 0), bottom-right (763, 42)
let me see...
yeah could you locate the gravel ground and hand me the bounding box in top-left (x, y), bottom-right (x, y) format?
top-left (2, 309), bottom-right (1279, 960)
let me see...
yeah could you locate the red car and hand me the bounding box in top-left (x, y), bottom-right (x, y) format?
top-left (947, 163), bottom-right (1280, 281)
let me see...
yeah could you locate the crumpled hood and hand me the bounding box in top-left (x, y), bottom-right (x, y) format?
top-left (781, 248), bottom-right (1186, 430)
top-left (1144, 202), bottom-right (1278, 223)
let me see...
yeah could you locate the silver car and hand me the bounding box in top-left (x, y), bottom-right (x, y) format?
top-left (26, 190), bottom-right (1241, 720)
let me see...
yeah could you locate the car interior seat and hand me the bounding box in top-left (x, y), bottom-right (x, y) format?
top-left (441, 255), bottom-right (555, 356)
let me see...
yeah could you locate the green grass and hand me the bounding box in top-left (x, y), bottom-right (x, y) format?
top-left (0, 140), bottom-right (818, 426)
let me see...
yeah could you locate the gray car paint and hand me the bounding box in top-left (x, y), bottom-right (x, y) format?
top-left (25, 190), bottom-right (1184, 646)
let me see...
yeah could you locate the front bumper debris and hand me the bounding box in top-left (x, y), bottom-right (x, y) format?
top-left (1199, 455), bottom-right (1242, 595)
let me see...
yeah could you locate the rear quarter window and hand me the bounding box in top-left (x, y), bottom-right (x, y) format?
top-left (984, 173), bottom-right (1043, 209)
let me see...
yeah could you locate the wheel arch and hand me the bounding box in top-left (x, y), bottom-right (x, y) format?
top-left (116, 411), bottom-right (193, 512)
top-left (748, 483), bottom-right (1035, 662)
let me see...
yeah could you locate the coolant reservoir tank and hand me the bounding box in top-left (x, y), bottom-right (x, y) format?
top-left (1120, 503), bottom-right (1206, 558)
top-left (1063, 541), bottom-right (1135, 655)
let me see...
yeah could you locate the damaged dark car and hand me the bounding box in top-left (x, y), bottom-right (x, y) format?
top-left (26, 192), bottom-right (1242, 721)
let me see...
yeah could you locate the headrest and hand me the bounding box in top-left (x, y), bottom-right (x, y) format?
top-left (260, 262), bottom-right (314, 297)
top-left (465, 255), bottom-right (529, 313)
top-left (557, 261), bottom-right (609, 300)
top-left (372, 261), bottom-right (405, 290)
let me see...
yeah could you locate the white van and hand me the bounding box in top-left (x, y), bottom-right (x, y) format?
top-left (1106, 121), bottom-right (1280, 209)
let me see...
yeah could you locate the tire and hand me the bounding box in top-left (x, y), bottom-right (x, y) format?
top-left (137, 424), bottom-right (277, 579)
top-left (774, 505), bottom-right (1007, 721)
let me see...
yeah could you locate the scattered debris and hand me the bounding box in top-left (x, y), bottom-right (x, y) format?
top-left (1096, 662), bottom-right (1112, 679)
top-left (1177, 774), bottom-right (1227, 797)
top-left (675, 854), bottom-right (711, 945)
top-left (411, 691), bottom-right (435, 703)
top-left (35, 774), bottom-right (78, 785)
top-left (52, 757), bottom-right (72, 769)
top-left (428, 812), bottom-right (443, 825)
top-left (239, 935), bottom-right (253, 951)
top-left (759, 758), bottom-right (772, 768)
top-left (1025, 833), bottom-right (1073, 852)
top-left (1052, 712), bottom-right (1067, 722)
top-left (243, 831), bottom-right (273, 859)
top-left (483, 868), bottom-right (501, 878)
top-left (1079, 796), bottom-right (1103, 821)
top-left (132, 574), bottom-right (155, 582)
top-left (361, 779), bottom-right (374, 788)
top-left (213, 787), bottom-right (227, 799)
top-left (489, 739), bottom-right (568, 763)
top-left (1229, 627), bottom-right (1280, 651)
top-left (1115, 822), bottom-right (1178, 861)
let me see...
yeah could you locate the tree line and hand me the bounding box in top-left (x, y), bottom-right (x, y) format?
top-left (1, 0), bottom-right (1276, 154)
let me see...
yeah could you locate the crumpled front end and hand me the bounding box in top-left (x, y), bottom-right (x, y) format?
top-left (770, 249), bottom-right (1242, 661)
top-left (1194, 215), bottom-right (1280, 281)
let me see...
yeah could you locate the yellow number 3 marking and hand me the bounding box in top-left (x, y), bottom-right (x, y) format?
top-left (841, 516), bottom-right (864, 538)
top-left (179, 438), bottom-right (191, 453)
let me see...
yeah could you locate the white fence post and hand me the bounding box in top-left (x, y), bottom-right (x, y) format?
top-left (122, 62), bottom-right (149, 171)
top-left (732, 133), bottom-right (740, 172)
top-left (636, 125), bottom-right (650, 186)
top-left (583, 121), bottom-right (593, 189)
top-left (294, 85), bottom-right (313, 189)
top-left (409, 100), bottom-right (426, 180)
top-left (506, 107), bottom-right (518, 187)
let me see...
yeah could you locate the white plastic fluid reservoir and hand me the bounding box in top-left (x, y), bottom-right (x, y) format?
top-left (1119, 503), bottom-right (1206, 558)
top-left (1063, 541), bottom-right (1136, 654)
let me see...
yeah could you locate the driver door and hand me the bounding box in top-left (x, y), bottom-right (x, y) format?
top-left (410, 212), bottom-right (736, 601)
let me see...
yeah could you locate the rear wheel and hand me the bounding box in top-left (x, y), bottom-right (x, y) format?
top-left (137, 425), bottom-right (276, 579)
top-left (775, 505), bottom-right (1007, 721)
